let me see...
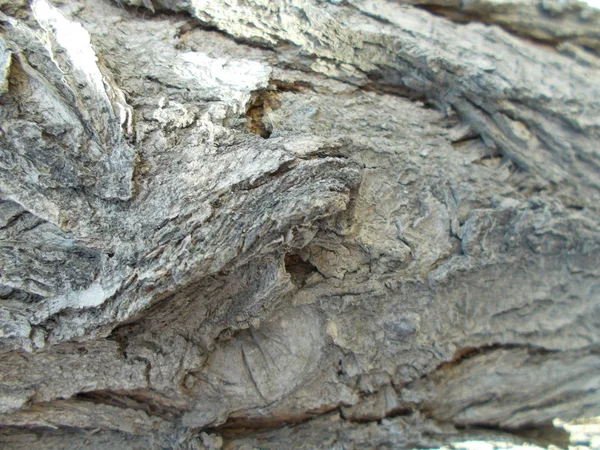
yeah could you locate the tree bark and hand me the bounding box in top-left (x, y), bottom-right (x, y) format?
top-left (0, 0), bottom-right (599, 448)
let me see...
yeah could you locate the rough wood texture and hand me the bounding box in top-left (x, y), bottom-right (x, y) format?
top-left (0, 0), bottom-right (599, 448)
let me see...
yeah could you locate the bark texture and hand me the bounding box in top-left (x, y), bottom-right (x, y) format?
top-left (0, 0), bottom-right (599, 448)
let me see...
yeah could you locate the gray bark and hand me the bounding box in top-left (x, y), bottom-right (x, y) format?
top-left (0, 0), bottom-right (599, 448)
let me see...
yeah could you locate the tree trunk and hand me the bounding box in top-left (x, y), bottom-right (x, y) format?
top-left (0, 0), bottom-right (599, 448)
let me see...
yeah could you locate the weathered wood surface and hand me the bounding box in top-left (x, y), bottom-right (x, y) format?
top-left (0, 0), bottom-right (599, 448)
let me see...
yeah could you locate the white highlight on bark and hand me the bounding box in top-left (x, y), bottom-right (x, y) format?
top-left (176, 52), bottom-right (271, 114)
top-left (32, 0), bottom-right (107, 102)
top-left (44, 283), bottom-right (118, 319)
top-left (0, 37), bottom-right (10, 96)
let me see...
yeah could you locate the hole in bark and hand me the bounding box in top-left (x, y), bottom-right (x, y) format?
top-left (246, 81), bottom-right (308, 138)
top-left (284, 254), bottom-right (317, 288)
top-left (246, 89), bottom-right (279, 138)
